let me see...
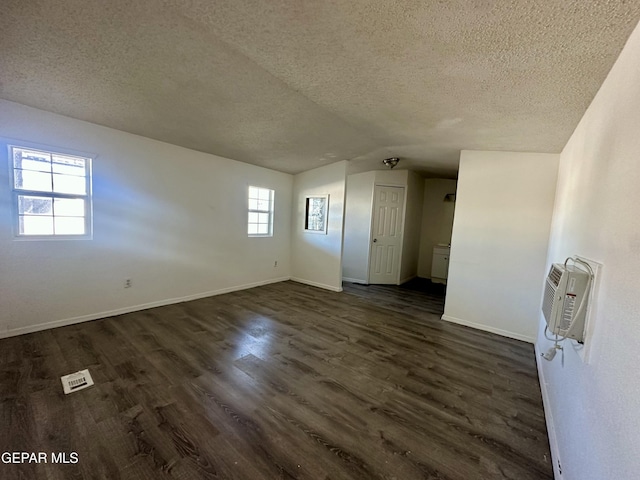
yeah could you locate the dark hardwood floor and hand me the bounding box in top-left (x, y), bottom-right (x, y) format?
top-left (342, 278), bottom-right (446, 317)
top-left (0, 280), bottom-right (552, 479)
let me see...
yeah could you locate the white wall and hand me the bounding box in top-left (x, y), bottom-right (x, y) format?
top-left (399, 170), bottom-right (424, 283)
top-left (290, 161), bottom-right (347, 291)
top-left (374, 169), bottom-right (408, 188)
top-left (536, 19), bottom-right (640, 480)
top-left (417, 178), bottom-right (457, 278)
top-left (0, 100), bottom-right (292, 337)
top-left (443, 150), bottom-right (558, 342)
top-left (342, 171), bottom-right (375, 283)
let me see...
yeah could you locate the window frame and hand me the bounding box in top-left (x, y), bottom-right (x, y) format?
top-left (8, 143), bottom-right (94, 240)
top-left (247, 185), bottom-right (274, 237)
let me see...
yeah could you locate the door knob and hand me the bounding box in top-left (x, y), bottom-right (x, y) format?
top-left (373, 238), bottom-right (377, 243)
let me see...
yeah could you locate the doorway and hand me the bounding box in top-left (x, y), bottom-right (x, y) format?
top-left (369, 185), bottom-right (405, 284)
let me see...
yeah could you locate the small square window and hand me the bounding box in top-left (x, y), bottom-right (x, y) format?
top-left (248, 186), bottom-right (274, 237)
top-left (9, 145), bottom-right (92, 239)
top-left (304, 195), bottom-right (329, 234)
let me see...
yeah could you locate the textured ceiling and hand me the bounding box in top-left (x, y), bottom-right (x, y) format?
top-left (1, 1), bottom-right (639, 176)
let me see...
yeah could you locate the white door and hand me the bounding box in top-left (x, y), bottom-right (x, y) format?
top-left (369, 185), bottom-right (405, 284)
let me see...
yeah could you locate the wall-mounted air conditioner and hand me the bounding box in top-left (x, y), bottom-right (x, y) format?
top-left (542, 262), bottom-right (591, 342)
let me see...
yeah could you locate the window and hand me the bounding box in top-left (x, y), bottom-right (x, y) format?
top-left (248, 186), bottom-right (274, 237)
top-left (10, 145), bottom-right (92, 238)
top-left (304, 194), bottom-right (329, 234)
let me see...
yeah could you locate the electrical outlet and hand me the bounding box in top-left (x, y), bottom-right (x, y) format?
top-left (124, 278), bottom-right (132, 288)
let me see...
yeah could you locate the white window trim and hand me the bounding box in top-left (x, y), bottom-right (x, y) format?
top-left (248, 185), bottom-right (274, 237)
top-left (8, 142), bottom-right (94, 240)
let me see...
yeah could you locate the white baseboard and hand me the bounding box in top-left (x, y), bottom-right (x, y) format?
top-left (535, 345), bottom-right (562, 479)
top-left (0, 276), bottom-right (291, 339)
top-left (290, 277), bottom-right (343, 292)
top-left (342, 277), bottom-right (368, 284)
top-left (440, 314), bottom-right (536, 344)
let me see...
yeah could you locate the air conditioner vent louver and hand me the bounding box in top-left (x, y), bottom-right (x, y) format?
top-left (548, 265), bottom-right (563, 287)
top-left (542, 279), bottom-right (557, 323)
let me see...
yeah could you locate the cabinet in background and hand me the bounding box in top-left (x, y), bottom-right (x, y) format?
top-left (431, 245), bottom-right (450, 283)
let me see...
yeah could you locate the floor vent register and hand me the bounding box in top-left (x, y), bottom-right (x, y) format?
top-left (60, 369), bottom-right (94, 394)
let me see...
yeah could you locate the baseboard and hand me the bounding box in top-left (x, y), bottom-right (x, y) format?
top-left (290, 277), bottom-right (343, 292)
top-left (0, 276), bottom-right (291, 339)
top-left (535, 345), bottom-right (562, 479)
top-left (342, 277), bottom-right (368, 284)
top-left (440, 314), bottom-right (536, 344)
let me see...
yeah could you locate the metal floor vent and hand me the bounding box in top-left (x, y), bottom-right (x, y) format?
top-left (61, 369), bottom-right (94, 395)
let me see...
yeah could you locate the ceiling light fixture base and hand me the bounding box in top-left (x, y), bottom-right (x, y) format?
top-left (383, 157), bottom-right (400, 169)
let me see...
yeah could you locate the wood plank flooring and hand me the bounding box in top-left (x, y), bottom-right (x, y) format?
top-left (0, 280), bottom-right (553, 479)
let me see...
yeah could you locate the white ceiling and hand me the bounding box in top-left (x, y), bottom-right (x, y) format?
top-left (1, 1), bottom-right (639, 176)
